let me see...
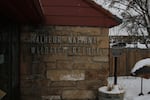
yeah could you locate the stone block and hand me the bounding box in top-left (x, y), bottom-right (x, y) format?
top-left (32, 63), bottom-right (46, 74)
top-left (77, 80), bottom-right (106, 90)
top-left (62, 90), bottom-right (95, 100)
top-left (73, 63), bottom-right (102, 70)
top-left (21, 32), bottom-right (31, 43)
top-left (42, 95), bottom-right (61, 100)
top-left (97, 37), bottom-right (109, 48)
top-left (55, 26), bottom-right (101, 34)
top-left (41, 87), bottom-right (62, 95)
top-left (51, 81), bottom-right (76, 87)
top-left (47, 70), bottom-right (85, 81)
top-left (20, 25), bottom-right (110, 100)
top-left (72, 56), bottom-right (92, 63)
top-left (20, 62), bottom-right (32, 75)
top-left (21, 87), bottom-right (41, 96)
top-left (99, 49), bottom-right (109, 56)
top-left (20, 80), bottom-right (33, 88)
top-left (85, 70), bottom-right (108, 80)
top-left (100, 28), bottom-right (109, 36)
top-left (46, 62), bottom-right (56, 69)
top-left (92, 56), bottom-right (109, 62)
top-left (33, 79), bottom-right (51, 87)
top-left (21, 96), bottom-right (41, 100)
top-left (42, 55), bottom-right (73, 62)
top-left (42, 56), bottom-right (57, 62)
top-left (56, 60), bottom-right (73, 69)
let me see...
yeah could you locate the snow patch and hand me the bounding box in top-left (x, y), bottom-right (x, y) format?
top-left (108, 76), bottom-right (150, 100)
top-left (131, 58), bottom-right (150, 74)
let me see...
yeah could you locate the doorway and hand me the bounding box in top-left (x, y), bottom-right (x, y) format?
top-left (0, 24), bottom-right (20, 100)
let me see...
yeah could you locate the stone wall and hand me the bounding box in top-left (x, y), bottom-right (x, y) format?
top-left (20, 26), bottom-right (109, 100)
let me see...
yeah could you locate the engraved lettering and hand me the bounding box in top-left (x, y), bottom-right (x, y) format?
top-left (31, 33), bottom-right (37, 43)
top-left (73, 47), bottom-right (77, 54)
top-left (68, 37), bottom-right (72, 43)
top-left (72, 37), bottom-right (76, 44)
top-left (30, 32), bottom-right (101, 56)
top-left (31, 47), bottom-right (36, 54)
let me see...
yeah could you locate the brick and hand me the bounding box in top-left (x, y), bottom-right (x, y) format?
top-left (47, 70), bottom-right (85, 81)
top-left (62, 90), bottom-right (96, 100)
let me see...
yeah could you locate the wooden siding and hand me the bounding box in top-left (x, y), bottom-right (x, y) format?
top-left (109, 48), bottom-right (150, 76)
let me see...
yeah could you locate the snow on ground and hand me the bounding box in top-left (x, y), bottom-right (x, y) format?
top-left (107, 76), bottom-right (150, 100)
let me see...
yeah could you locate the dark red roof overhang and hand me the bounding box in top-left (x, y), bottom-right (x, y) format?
top-left (0, 0), bottom-right (44, 24)
top-left (0, 0), bottom-right (122, 27)
top-left (41, 0), bottom-right (122, 27)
